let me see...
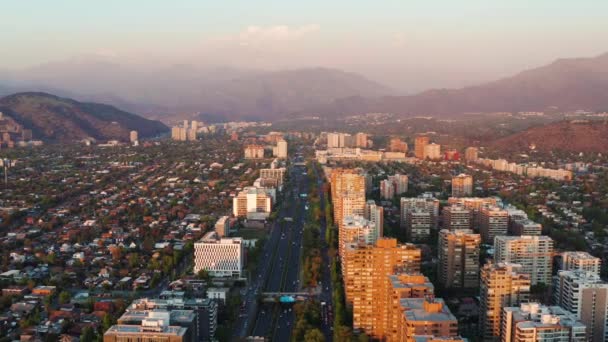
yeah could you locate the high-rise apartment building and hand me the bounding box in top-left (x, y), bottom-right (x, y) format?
top-left (232, 186), bottom-right (272, 220)
top-left (438, 229), bottom-right (481, 288)
top-left (330, 169), bottom-right (366, 230)
top-left (464, 147), bottom-right (479, 162)
top-left (389, 137), bottom-right (408, 153)
top-left (386, 273), bottom-right (435, 341)
top-left (560, 251), bottom-right (601, 276)
top-left (194, 231), bottom-right (244, 278)
top-left (342, 238), bottom-right (421, 338)
top-left (405, 210), bottom-right (433, 242)
top-left (259, 167), bottom-right (287, 187)
top-left (494, 235), bottom-right (554, 285)
top-left (423, 143), bottom-right (441, 160)
top-left (479, 262), bottom-right (531, 341)
top-left (479, 206), bottom-right (509, 244)
top-left (244, 145), bottom-right (265, 159)
top-left (399, 298), bottom-right (459, 342)
top-left (414, 136), bottom-right (429, 159)
top-left (380, 179), bottom-right (396, 200)
top-left (340, 216), bottom-right (380, 257)
top-left (442, 205), bottom-right (472, 231)
top-left (276, 139), bottom-right (288, 158)
top-left (355, 132), bottom-right (369, 148)
top-left (452, 174), bottom-right (473, 197)
top-left (130, 130), bottom-right (138, 143)
top-left (388, 174), bottom-right (409, 195)
top-left (552, 270), bottom-right (608, 342)
top-left (502, 303), bottom-right (587, 342)
top-left (327, 132), bottom-right (354, 148)
top-left (448, 197), bottom-right (500, 228)
top-left (365, 200), bottom-right (384, 239)
top-left (400, 196), bottom-right (440, 229)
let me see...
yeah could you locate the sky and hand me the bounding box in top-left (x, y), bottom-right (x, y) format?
top-left (2, 0), bottom-right (608, 92)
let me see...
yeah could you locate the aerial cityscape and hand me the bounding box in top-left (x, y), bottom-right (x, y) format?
top-left (1, 1), bottom-right (608, 342)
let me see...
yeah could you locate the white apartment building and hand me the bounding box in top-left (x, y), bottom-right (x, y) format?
top-left (194, 231), bottom-right (244, 278)
top-left (502, 303), bottom-right (586, 342)
top-left (232, 186), bottom-right (272, 220)
top-left (276, 139), bottom-right (288, 158)
top-left (560, 251), bottom-right (601, 276)
top-left (494, 235), bottom-right (554, 285)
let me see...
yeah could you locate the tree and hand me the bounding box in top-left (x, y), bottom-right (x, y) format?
top-left (80, 326), bottom-right (94, 342)
top-left (58, 291), bottom-right (71, 305)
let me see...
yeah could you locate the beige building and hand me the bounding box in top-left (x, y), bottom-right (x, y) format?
top-left (194, 231), bottom-right (244, 278)
top-left (340, 216), bottom-right (380, 257)
top-left (405, 210), bottom-right (433, 242)
top-left (355, 132), bottom-right (370, 148)
top-left (438, 229), bottom-right (481, 288)
top-left (464, 147), bottom-right (479, 162)
top-left (232, 186), bottom-right (272, 220)
top-left (442, 205), bottom-right (472, 231)
top-left (342, 238), bottom-right (421, 339)
top-left (423, 143), bottom-right (441, 160)
top-left (560, 251), bottom-right (601, 276)
top-left (389, 137), bottom-right (408, 153)
top-left (479, 206), bottom-right (509, 244)
top-left (244, 145), bottom-right (265, 159)
top-left (386, 273), bottom-right (435, 341)
top-left (364, 200), bottom-right (384, 240)
top-left (400, 196), bottom-right (440, 229)
top-left (452, 174), bottom-right (473, 197)
top-left (130, 130), bottom-right (138, 143)
top-left (259, 167), bottom-right (286, 187)
top-left (479, 262), bottom-right (531, 341)
top-left (330, 169), bottom-right (366, 232)
top-left (276, 139), bottom-right (288, 158)
top-left (104, 324), bottom-right (189, 342)
top-left (494, 235), bottom-right (553, 285)
top-left (399, 298), bottom-right (459, 342)
top-left (502, 303), bottom-right (586, 342)
top-left (388, 174), bottom-right (409, 195)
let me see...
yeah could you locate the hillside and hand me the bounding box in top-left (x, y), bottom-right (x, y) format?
top-left (0, 92), bottom-right (168, 142)
top-left (317, 52), bottom-right (608, 117)
top-left (488, 120), bottom-right (608, 153)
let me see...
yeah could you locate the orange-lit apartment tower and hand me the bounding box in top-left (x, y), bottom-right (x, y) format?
top-left (398, 298), bottom-right (459, 342)
top-left (414, 136), bottom-right (430, 160)
top-left (386, 273), bottom-right (435, 341)
top-left (342, 238), bottom-right (421, 339)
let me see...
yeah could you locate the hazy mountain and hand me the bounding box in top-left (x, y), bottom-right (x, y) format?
top-left (316, 52), bottom-right (608, 117)
top-left (488, 120), bottom-right (608, 153)
top-left (0, 92), bottom-right (168, 142)
top-left (1, 61), bottom-right (391, 121)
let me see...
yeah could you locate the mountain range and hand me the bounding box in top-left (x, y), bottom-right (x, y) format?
top-left (1, 52), bottom-right (608, 121)
top-left (0, 92), bottom-right (168, 142)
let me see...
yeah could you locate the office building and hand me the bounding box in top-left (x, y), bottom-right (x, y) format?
top-left (502, 303), bottom-right (586, 342)
top-left (414, 136), bottom-right (429, 159)
top-left (494, 235), bottom-right (554, 285)
top-left (424, 143), bottom-right (441, 160)
top-left (479, 262), bottom-right (531, 341)
top-left (560, 251), bottom-right (601, 276)
top-left (451, 174), bottom-right (473, 197)
top-left (438, 229), bottom-right (481, 288)
top-left (232, 186), bottom-right (272, 220)
top-left (399, 298), bottom-right (459, 342)
top-left (130, 130), bottom-right (138, 143)
top-left (405, 210), bottom-right (433, 242)
top-left (386, 273), bottom-right (435, 341)
top-left (552, 270), bottom-right (608, 342)
top-left (104, 323), bottom-right (189, 342)
top-left (442, 205), bottom-right (472, 231)
top-left (276, 139), bottom-right (288, 158)
top-left (388, 174), bottom-right (409, 195)
top-left (479, 206), bottom-right (509, 244)
top-left (381, 179), bottom-right (396, 200)
top-left (194, 231), bottom-right (244, 278)
top-left (400, 196), bottom-right (440, 229)
top-left (464, 147), bottom-right (479, 162)
top-left (343, 239), bottom-right (421, 338)
top-left (365, 200), bottom-right (384, 240)
top-left (244, 145), bottom-right (265, 159)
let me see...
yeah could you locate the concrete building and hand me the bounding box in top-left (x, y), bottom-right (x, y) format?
top-left (365, 200), bottom-right (384, 240)
top-left (130, 130), bottom-right (138, 143)
top-left (502, 303), bottom-right (586, 342)
top-left (232, 186), bottom-right (272, 220)
top-left (194, 231), bottom-right (243, 278)
top-left (330, 169), bottom-right (366, 231)
top-left (414, 136), bottom-right (429, 159)
top-left (327, 132), bottom-right (354, 148)
top-left (244, 145), bottom-right (265, 159)
top-left (405, 210), bottom-right (433, 242)
top-left (388, 174), bottom-right (409, 195)
top-left (340, 216), bottom-right (380, 257)
top-left (560, 251), bottom-right (601, 276)
top-left (214, 216), bottom-right (232, 237)
top-left (399, 298), bottom-right (459, 342)
top-left (479, 206), bottom-right (509, 244)
top-left (400, 196), bottom-right (440, 229)
top-left (479, 262), bottom-right (531, 341)
top-left (355, 132), bottom-right (370, 148)
top-left (442, 205), bottom-right (472, 231)
top-left (389, 137), bottom-right (408, 153)
top-left (381, 179), bottom-right (396, 200)
top-left (494, 235), bottom-right (554, 285)
top-left (343, 239), bottom-right (421, 339)
top-left (451, 174), bottom-right (473, 197)
top-left (423, 143), bottom-right (441, 160)
top-left (464, 147), bottom-right (479, 162)
top-left (259, 167), bottom-right (286, 188)
top-left (276, 139), bottom-right (288, 158)
top-left (104, 323), bottom-right (189, 342)
top-left (386, 273), bottom-right (435, 341)
top-left (438, 229), bottom-right (481, 288)
top-left (552, 270), bottom-right (608, 342)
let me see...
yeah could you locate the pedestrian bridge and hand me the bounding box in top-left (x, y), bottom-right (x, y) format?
top-left (260, 292), bottom-right (311, 302)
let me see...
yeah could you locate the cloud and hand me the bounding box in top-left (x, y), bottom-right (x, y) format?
top-left (212, 24), bottom-right (320, 47)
